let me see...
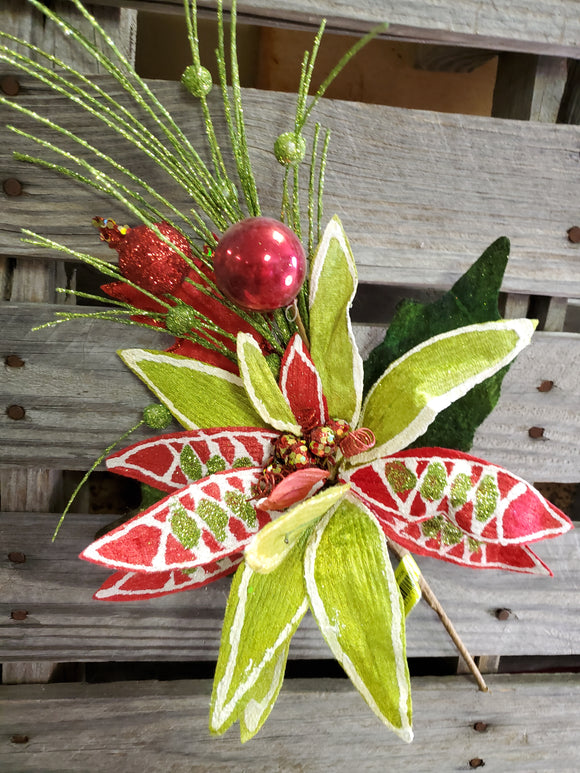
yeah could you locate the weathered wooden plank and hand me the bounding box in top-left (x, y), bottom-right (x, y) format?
top-left (80, 0), bottom-right (580, 58)
top-left (2, 674), bottom-right (580, 772)
top-left (2, 81), bottom-right (580, 297)
top-left (492, 53), bottom-right (568, 122)
top-left (1, 512), bottom-right (578, 661)
top-left (2, 305), bottom-right (579, 480)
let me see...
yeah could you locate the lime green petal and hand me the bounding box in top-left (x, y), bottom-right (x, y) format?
top-left (305, 495), bottom-right (413, 742)
top-left (239, 640), bottom-right (290, 742)
top-left (118, 349), bottom-right (266, 430)
top-left (354, 318), bottom-right (536, 464)
top-left (245, 483), bottom-right (350, 574)
top-left (309, 216), bottom-right (363, 425)
top-left (210, 542), bottom-right (308, 737)
top-left (237, 333), bottom-right (301, 434)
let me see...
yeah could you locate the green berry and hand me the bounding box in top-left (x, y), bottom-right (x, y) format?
top-left (181, 65), bottom-right (213, 97)
top-left (165, 305), bottom-right (197, 336)
top-left (274, 132), bottom-right (306, 165)
top-left (143, 403), bottom-right (172, 430)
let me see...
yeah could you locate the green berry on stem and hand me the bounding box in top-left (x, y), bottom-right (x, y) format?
top-left (181, 65), bottom-right (213, 97)
top-left (143, 403), bottom-right (172, 429)
top-left (165, 305), bottom-right (197, 336)
top-left (274, 132), bottom-right (306, 165)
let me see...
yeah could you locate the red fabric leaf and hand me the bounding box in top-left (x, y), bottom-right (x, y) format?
top-left (106, 428), bottom-right (277, 493)
top-left (80, 468), bottom-right (268, 572)
top-left (344, 448), bottom-right (573, 545)
top-left (278, 333), bottom-right (328, 429)
top-left (93, 553), bottom-right (242, 601)
top-left (261, 468), bottom-right (329, 511)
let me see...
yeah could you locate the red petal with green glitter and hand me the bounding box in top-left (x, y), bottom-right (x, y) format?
top-left (80, 468), bottom-right (268, 573)
top-left (107, 428), bottom-right (277, 492)
top-left (279, 333), bottom-right (328, 430)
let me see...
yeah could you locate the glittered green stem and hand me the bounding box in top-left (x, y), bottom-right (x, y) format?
top-left (298, 22), bottom-right (388, 131)
top-left (52, 419), bottom-right (145, 541)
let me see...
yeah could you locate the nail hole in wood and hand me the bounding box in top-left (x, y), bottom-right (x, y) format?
top-left (473, 721), bottom-right (488, 732)
top-left (8, 551), bottom-right (26, 563)
top-left (10, 734), bottom-right (29, 745)
top-left (3, 178), bottom-right (23, 197)
top-left (537, 380), bottom-right (553, 393)
top-left (0, 75), bottom-right (20, 96)
top-left (528, 426), bottom-right (545, 439)
top-left (495, 608), bottom-right (511, 621)
top-left (5, 354), bottom-right (25, 368)
top-left (469, 760), bottom-right (485, 769)
top-left (7, 405), bottom-right (26, 420)
top-left (10, 609), bottom-right (28, 621)
top-left (567, 226), bottom-right (580, 243)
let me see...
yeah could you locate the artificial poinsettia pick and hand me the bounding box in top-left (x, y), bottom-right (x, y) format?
top-left (78, 217), bottom-right (572, 743)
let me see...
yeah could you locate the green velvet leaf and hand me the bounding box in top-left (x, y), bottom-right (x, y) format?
top-left (237, 333), bottom-right (301, 434)
top-left (118, 349), bottom-right (266, 430)
top-left (309, 216), bottom-right (364, 425)
top-left (244, 483), bottom-right (350, 574)
top-left (209, 536), bottom-right (309, 738)
top-left (305, 495), bottom-right (413, 741)
top-left (239, 641), bottom-right (290, 742)
top-left (355, 319), bottom-right (535, 464)
top-left (362, 237), bottom-right (511, 450)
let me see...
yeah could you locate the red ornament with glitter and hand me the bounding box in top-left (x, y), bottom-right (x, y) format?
top-left (94, 217), bottom-right (191, 295)
top-left (212, 217), bottom-right (306, 311)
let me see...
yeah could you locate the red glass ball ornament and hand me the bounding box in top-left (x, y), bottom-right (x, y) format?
top-left (213, 217), bottom-right (306, 311)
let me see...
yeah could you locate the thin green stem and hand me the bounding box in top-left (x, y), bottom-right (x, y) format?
top-left (52, 419), bottom-right (145, 540)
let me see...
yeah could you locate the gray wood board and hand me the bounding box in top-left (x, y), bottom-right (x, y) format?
top-left (2, 80), bottom-right (580, 297)
top-left (1, 512), bottom-right (578, 661)
top-left (2, 305), bottom-right (579, 481)
top-left (84, 0), bottom-right (580, 58)
top-left (2, 674), bottom-right (580, 772)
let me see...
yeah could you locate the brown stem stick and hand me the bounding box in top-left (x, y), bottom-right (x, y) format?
top-left (291, 299), bottom-right (310, 349)
top-left (389, 541), bottom-right (489, 693)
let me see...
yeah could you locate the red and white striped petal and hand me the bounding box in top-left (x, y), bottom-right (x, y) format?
top-left (371, 507), bottom-right (551, 575)
top-left (80, 468), bottom-right (270, 573)
top-left (93, 554), bottom-right (242, 601)
top-left (279, 333), bottom-right (328, 429)
top-left (343, 448), bottom-right (572, 546)
top-left (107, 428), bottom-right (277, 493)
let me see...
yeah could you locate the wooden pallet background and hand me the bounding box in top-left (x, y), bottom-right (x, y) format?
top-left (1, 1), bottom-right (579, 770)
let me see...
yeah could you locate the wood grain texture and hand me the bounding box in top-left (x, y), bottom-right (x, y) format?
top-left (2, 674), bottom-right (580, 771)
top-left (1, 305), bottom-right (579, 481)
top-left (82, 0), bottom-right (580, 58)
top-left (0, 0), bottom-right (136, 70)
top-left (1, 511), bottom-right (578, 661)
top-left (492, 53), bottom-right (568, 122)
top-left (2, 81), bottom-right (580, 297)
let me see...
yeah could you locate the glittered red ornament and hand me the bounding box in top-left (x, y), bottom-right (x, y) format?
top-left (95, 217), bottom-right (191, 295)
top-left (213, 217), bottom-right (306, 311)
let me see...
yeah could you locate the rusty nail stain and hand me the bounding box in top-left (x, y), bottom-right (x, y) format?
top-left (469, 760), bottom-right (485, 769)
top-left (5, 354), bottom-right (25, 368)
top-left (3, 178), bottom-right (23, 197)
top-left (10, 734), bottom-right (29, 745)
top-left (7, 405), bottom-right (26, 420)
top-left (567, 226), bottom-right (580, 244)
top-left (528, 426), bottom-right (545, 439)
top-left (537, 380), bottom-right (553, 393)
top-left (0, 75), bottom-right (20, 96)
top-left (473, 721), bottom-right (488, 732)
top-left (8, 551), bottom-right (26, 564)
top-left (10, 609), bottom-right (28, 621)
top-left (495, 608), bottom-right (511, 621)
